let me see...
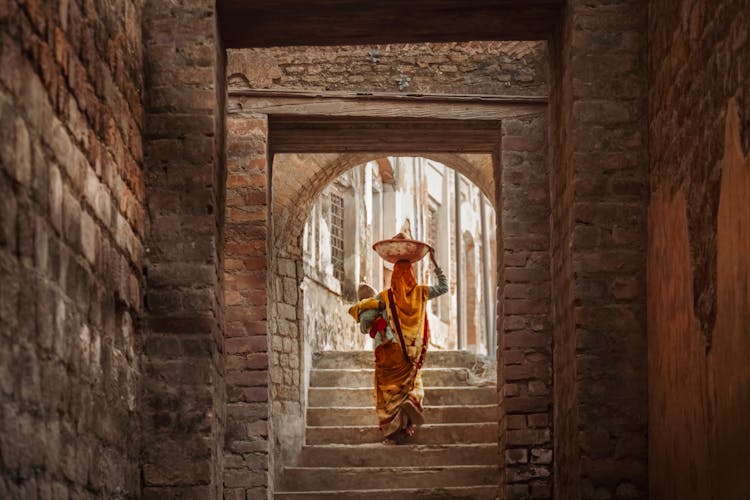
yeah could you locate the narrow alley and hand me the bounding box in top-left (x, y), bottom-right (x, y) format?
top-left (0, 1), bottom-right (748, 499)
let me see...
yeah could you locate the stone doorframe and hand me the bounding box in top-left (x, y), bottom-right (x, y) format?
top-left (221, 90), bottom-right (553, 498)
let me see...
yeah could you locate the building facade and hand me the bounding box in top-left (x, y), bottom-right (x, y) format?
top-left (301, 157), bottom-right (497, 354)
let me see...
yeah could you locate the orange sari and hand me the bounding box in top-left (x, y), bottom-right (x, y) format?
top-left (374, 261), bottom-right (431, 438)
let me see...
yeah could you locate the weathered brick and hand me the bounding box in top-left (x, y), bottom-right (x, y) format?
top-left (531, 448), bottom-right (553, 465)
top-left (226, 336), bottom-right (268, 354)
top-left (228, 42), bottom-right (546, 96)
top-left (507, 429), bottom-right (551, 446)
top-left (506, 448), bottom-right (529, 464)
top-left (1, 1), bottom-right (146, 497)
top-left (549, 1), bottom-right (649, 497)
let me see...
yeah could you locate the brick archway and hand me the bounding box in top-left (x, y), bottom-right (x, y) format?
top-left (222, 98), bottom-right (552, 496)
top-left (272, 151), bottom-right (494, 251)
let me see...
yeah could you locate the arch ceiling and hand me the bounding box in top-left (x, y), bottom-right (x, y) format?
top-left (272, 152), bottom-right (493, 250)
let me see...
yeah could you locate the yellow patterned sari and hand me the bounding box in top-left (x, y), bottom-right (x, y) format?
top-left (374, 261), bottom-right (431, 440)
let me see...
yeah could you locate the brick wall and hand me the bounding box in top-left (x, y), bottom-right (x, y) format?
top-left (223, 114), bottom-right (271, 499)
top-left (141, 0), bottom-right (226, 498)
top-left (228, 41), bottom-right (547, 96)
top-left (648, 1), bottom-right (750, 498)
top-left (550, 1), bottom-right (649, 498)
top-left (500, 114), bottom-right (552, 499)
top-left (548, 16), bottom-right (578, 500)
top-left (0, 0), bottom-right (144, 497)
top-left (226, 40), bottom-right (552, 495)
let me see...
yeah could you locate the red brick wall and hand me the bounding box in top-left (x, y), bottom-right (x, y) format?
top-left (225, 38), bottom-right (554, 496)
top-left (0, 0), bottom-right (144, 497)
top-left (550, 1), bottom-right (649, 497)
top-left (228, 41), bottom-right (547, 96)
top-left (548, 16), bottom-right (579, 500)
top-left (223, 114), bottom-right (271, 499)
top-left (141, 1), bottom-right (227, 498)
top-left (500, 114), bottom-right (553, 499)
top-left (648, 0), bottom-right (750, 497)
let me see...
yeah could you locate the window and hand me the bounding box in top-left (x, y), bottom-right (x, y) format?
top-left (428, 204), bottom-right (439, 250)
top-left (427, 203), bottom-right (439, 315)
top-left (330, 193), bottom-right (345, 281)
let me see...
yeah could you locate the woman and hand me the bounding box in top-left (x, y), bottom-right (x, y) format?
top-left (373, 248), bottom-right (447, 444)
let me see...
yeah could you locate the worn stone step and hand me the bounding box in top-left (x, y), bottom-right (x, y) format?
top-left (297, 443), bottom-right (498, 467)
top-left (307, 386), bottom-right (497, 407)
top-left (305, 422), bottom-right (497, 445)
top-left (309, 367), bottom-right (493, 388)
top-left (306, 404), bottom-right (498, 426)
top-left (313, 350), bottom-right (494, 370)
top-left (280, 465), bottom-right (499, 491)
top-left (275, 485), bottom-right (498, 499)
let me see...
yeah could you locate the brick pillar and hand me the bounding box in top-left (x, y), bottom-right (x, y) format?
top-left (550, 1), bottom-right (649, 498)
top-left (223, 114), bottom-right (270, 499)
top-left (142, 1), bottom-right (226, 498)
top-left (500, 113), bottom-right (553, 499)
top-left (549, 18), bottom-right (578, 499)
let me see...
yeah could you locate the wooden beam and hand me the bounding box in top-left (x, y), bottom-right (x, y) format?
top-left (218, 0), bottom-right (562, 48)
top-left (269, 117), bottom-right (502, 153)
top-left (228, 89), bottom-right (547, 121)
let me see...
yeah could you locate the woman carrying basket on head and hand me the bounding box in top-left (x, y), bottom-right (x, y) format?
top-left (349, 227), bottom-right (447, 444)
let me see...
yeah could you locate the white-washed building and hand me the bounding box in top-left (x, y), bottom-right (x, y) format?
top-left (302, 157), bottom-right (496, 354)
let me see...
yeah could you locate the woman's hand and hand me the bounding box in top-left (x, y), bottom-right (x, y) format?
top-left (429, 247), bottom-right (438, 267)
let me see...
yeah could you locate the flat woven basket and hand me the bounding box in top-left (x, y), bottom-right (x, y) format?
top-left (372, 239), bottom-right (432, 264)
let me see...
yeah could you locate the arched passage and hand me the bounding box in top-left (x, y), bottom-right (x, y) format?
top-left (222, 110), bottom-right (553, 497)
top-left (266, 153), bottom-right (497, 481)
top-left (295, 156), bottom-right (497, 353)
top-left (272, 152), bottom-right (495, 251)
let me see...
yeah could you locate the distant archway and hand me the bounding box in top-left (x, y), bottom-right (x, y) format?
top-left (272, 152), bottom-right (494, 251)
top-left (222, 105), bottom-right (552, 498)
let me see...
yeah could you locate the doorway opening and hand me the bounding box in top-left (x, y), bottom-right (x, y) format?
top-left (221, 39), bottom-right (552, 498)
top-left (300, 155), bottom-right (497, 355)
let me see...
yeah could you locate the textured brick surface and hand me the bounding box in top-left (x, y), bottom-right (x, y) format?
top-left (648, 0), bottom-right (750, 497)
top-left (500, 114), bottom-right (552, 499)
top-left (0, 0), bottom-right (144, 497)
top-left (548, 15), bottom-right (578, 499)
top-left (228, 42), bottom-right (547, 96)
top-left (649, 0), bottom-right (749, 344)
top-left (142, 0), bottom-right (226, 498)
top-left (223, 114), bottom-right (271, 498)
top-left (549, 1), bottom-right (649, 498)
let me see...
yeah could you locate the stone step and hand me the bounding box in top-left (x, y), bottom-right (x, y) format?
top-left (305, 422), bottom-right (497, 445)
top-left (309, 367), bottom-right (493, 388)
top-left (280, 465), bottom-right (499, 492)
top-left (307, 386), bottom-right (497, 407)
top-left (313, 350), bottom-right (494, 370)
top-left (306, 404), bottom-right (498, 426)
top-left (275, 485), bottom-right (498, 499)
top-left (297, 443), bottom-right (498, 467)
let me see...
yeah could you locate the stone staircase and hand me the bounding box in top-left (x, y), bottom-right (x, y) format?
top-left (275, 350), bottom-right (499, 499)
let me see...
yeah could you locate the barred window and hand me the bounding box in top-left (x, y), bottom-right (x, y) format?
top-left (428, 204), bottom-right (439, 250)
top-left (330, 193), bottom-right (345, 281)
top-left (428, 203), bottom-right (439, 315)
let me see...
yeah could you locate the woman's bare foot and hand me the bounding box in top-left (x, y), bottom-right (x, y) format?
top-left (401, 400), bottom-right (425, 426)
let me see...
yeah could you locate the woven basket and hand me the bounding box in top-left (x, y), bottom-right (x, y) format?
top-left (372, 238), bottom-right (432, 264)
